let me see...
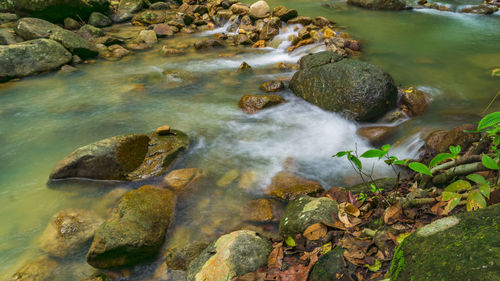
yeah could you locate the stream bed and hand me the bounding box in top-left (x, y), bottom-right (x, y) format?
top-left (0, 0), bottom-right (499, 279)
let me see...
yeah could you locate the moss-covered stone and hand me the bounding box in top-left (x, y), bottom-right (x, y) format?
top-left (298, 51), bottom-right (344, 70)
top-left (86, 185), bottom-right (177, 268)
top-left (390, 204), bottom-right (500, 281)
top-left (290, 52), bottom-right (398, 122)
top-left (186, 230), bottom-right (272, 281)
top-left (6, 256), bottom-right (58, 281)
top-left (0, 39), bottom-right (72, 82)
top-left (50, 130), bottom-right (189, 181)
top-left (347, 0), bottom-right (407, 10)
top-left (309, 247), bottom-right (347, 281)
top-left (279, 196), bottom-right (338, 238)
top-left (8, 0), bottom-right (110, 22)
top-left (165, 241), bottom-right (210, 271)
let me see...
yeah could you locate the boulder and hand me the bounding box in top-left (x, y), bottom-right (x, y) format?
top-left (259, 17), bottom-right (281, 40)
top-left (154, 23), bottom-right (175, 37)
top-left (8, 0), bottom-right (110, 22)
top-left (132, 10), bottom-right (166, 25)
top-left (279, 196), bottom-right (338, 238)
top-left (15, 17), bottom-right (98, 59)
top-left (0, 28), bottom-right (22, 45)
top-left (0, 39), bottom-right (72, 81)
top-left (186, 230), bottom-right (272, 281)
top-left (163, 168), bottom-right (206, 193)
top-left (238, 94), bottom-right (286, 114)
top-left (193, 38), bottom-right (225, 50)
top-left (165, 241), bottom-right (210, 270)
top-left (249, 0), bottom-right (270, 19)
top-left (400, 87), bottom-right (430, 117)
top-left (260, 80), bottom-right (285, 92)
top-left (87, 185), bottom-right (177, 268)
top-left (230, 3), bottom-right (250, 15)
top-left (161, 46), bottom-right (185, 56)
top-left (289, 51), bottom-right (398, 122)
top-left (113, 0), bottom-right (145, 23)
top-left (49, 130), bottom-right (189, 181)
top-left (40, 209), bottom-right (103, 258)
top-left (237, 61), bottom-right (252, 73)
top-left (287, 16), bottom-right (312, 25)
top-left (309, 247), bottom-right (348, 281)
top-left (347, 0), bottom-right (408, 10)
top-left (64, 17), bottom-right (81, 30)
top-left (0, 12), bottom-right (19, 23)
top-left (390, 204), bottom-right (500, 281)
top-left (265, 171), bottom-right (324, 200)
top-left (88, 12), bottom-right (112, 27)
top-left (425, 124), bottom-right (480, 154)
top-left (138, 29), bottom-right (158, 44)
top-left (459, 4), bottom-right (498, 14)
top-left (272, 6), bottom-right (298, 22)
top-left (5, 256), bottom-right (58, 281)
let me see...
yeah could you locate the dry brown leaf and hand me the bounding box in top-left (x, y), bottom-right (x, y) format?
top-left (325, 187), bottom-right (349, 203)
top-left (341, 202), bottom-right (361, 217)
top-left (268, 243), bottom-right (284, 270)
top-left (430, 201), bottom-right (448, 216)
top-left (384, 202), bottom-right (402, 225)
top-left (303, 223), bottom-right (327, 241)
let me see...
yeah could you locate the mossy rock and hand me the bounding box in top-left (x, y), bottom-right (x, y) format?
top-left (50, 130), bottom-right (189, 181)
top-left (289, 52), bottom-right (398, 122)
top-left (86, 185), bottom-right (177, 268)
top-left (298, 51), bottom-right (344, 70)
top-left (389, 204), bottom-right (500, 281)
top-left (186, 230), bottom-right (272, 281)
top-left (8, 0), bottom-right (110, 22)
top-left (348, 178), bottom-right (396, 194)
top-left (309, 247), bottom-right (349, 281)
top-left (279, 196), bottom-right (338, 238)
top-left (165, 241), bottom-right (210, 271)
top-left (6, 256), bottom-right (58, 281)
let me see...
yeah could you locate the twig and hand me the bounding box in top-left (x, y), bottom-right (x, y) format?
top-left (432, 162), bottom-right (487, 185)
top-left (430, 155), bottom-right (482, 174)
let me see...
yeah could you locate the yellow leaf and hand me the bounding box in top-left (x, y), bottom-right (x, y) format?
top-left (303, 223), bottom-right (327, 241)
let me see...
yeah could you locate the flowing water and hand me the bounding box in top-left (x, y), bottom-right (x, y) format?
top-left (0, 0), bottom-right (499, 279)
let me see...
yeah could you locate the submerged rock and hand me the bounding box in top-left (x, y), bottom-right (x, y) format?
top-left (265, 171), bottom-right (324, 200)
top-left (357, 125), bottom-right (395, 145)
top-left (87, 185), bottom-right (177, 268)
top-left (186, 230), bottom-right (272, 281)
top-left (238, 94), bottom-right (286, 114)
top-left (163, 168), bottom-right (206, 194)
top-left (15, 17), bottom-right (98, 59)
top-left (347, 0), bottom-right (408, 10)
top-left (6, 256), bottom-right (58, 281)
top-left (165, 241), bottom-right (210, 271)
top-left (49, 130), bottom-right (189, 181)
top-left (0, 39), bottom-right (72, 81)
top-left (242, 198), bottom-right (283, 223)
top-left (390, 204), bottom-right (500, 281)
top-left (279, 196), bottom-right (338, 238)
top-left (459, 4), bottom-right (498, 14)
top-left (193, 38), bottom-right (225, 50)
top-left (260, 80), bottom-right (285, 93)
top-left (40, 209), bottom-right (103, 258)
top-left (290, 51), bottom-right (398, 122)
top-left (400, 86), bottom-right (430, 117)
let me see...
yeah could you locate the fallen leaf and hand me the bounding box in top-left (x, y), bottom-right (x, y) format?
top-left (364, 258), bottom-right (381, 272)
top-left (303, 223), bottom-right (327, 241)
top-left (340, 202), bottom-right (361, 217)
top-left (430, 201), bottom-right (448, 216)
top-left (285, 236), bottom-right (296, 247)
top-left (268, 243), bottom-right (284, 270)
top-left (384, 202), bottom-right (402, 225)
top-left (325, 187), bottom-right (349, 203)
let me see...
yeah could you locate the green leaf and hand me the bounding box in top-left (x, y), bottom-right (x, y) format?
top-left (466, 174), bottom-right (489, 185)
top-left (333, 151), bottom-right (350, 158)
top-left (494, 135), bottom-right (500, 147)
top-left (477, 112), bottom-right (500, 131)
top-left (285, 235), bottom-right (296, 247)
top-left (321, 242), bottom-right (332, 255)
top-left (442, 191), bottom-right (461, 201)
top-left (445, 180), bottom-right (472, 192)
top-left (429, 153), bottom-right (453, 168)
top-left (466, 190), bottom-right (487, 211)
top-left (364, 259), bottom-right (382, 272)
top-left (381, 144), bottom-right (391, 152)
top-left (479, 185), bottom-right (491, 199)
top-left (361, 149), bottom-right (386, 159)
top-left (446, 197), bottom-right (461, 212)
top-left (482, 154), bottom-right (499, 170)
top-left (408, 162), bottom-right (432, 176)
top-left (370, 184), bottom-right (377, 193)
top-left (349, 155), bottom-right (363, 170)
top-left (394, 159), bottom-right (409, 166)
top-left (449, 145), bottom-right (461, 156)
top-left (492, 68), bottom-right (500, 77)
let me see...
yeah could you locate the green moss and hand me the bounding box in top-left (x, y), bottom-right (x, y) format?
top-left (389, 245), bottom-right (405, 281)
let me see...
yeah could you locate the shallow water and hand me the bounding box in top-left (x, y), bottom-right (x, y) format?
top-left (0, 0), bottom-right (499, 279)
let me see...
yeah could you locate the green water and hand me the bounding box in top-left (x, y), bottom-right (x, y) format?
top-left (0, 1), bottom-right (499, 279)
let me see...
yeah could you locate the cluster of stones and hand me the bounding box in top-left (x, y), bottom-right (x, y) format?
top-left (417, 0), bottom-right (499, 14)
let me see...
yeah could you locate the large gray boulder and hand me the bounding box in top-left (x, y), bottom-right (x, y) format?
top-left (0, 39), bottom-right (72, 82)
top-left (389, 204), bottom-right (500, 281)
top-left (87, 185), bottom-right (177, 268)
top-left (347, 0), bottom-right (408, 10)
top-left (50, 130), bottom-right (189, 181)
top-left (4, 0), bottom-right (110, 22)
top-left (15, 17), bottom-right (98, 59)
top-left (289, 51), bottom-right (398, 122)
top-left (186, 230), bottom-right (272, 281)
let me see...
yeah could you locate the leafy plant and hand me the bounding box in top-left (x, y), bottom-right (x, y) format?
top-left (441, 174), bottom-right (492, 212)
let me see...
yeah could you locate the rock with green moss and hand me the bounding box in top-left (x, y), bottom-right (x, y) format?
top-left (165, 241), bottom-right (210, 271)
top-left (15, 17), bottom-right (98, 59)
top-left (348, 177), bottom-right (396, 194)
top-left (49, 130), bottom-right (189, 181)
top-left (86, 185), bottom-right (177, 268)
top-left (186, 230), bottom-right (272, 281)
top-left (7, 0), bottom-right (110, 22)
top-left (113, 0), bottom-right (145, 23)
top-left (0, 39), bottom-right (72, 82)
top-left (279, 196), bottom-right (338, 238)
top-left (309, 247), bottom-right (349, 281)
top-left (298, 51), bottom-right (344, 70)
top-left (347, 0), bottom-right (408, 10)
top-left (289, 51), bottom-right (398, 122)
top-left (88, 12), bottom-right (112, 27)
top-left (389, 204), bottom-right (500, 281)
